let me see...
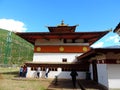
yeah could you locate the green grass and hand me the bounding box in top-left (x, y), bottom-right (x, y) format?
top-left (0, 67), bottom-right (48, 90)
top-left (0, 29), bottom-right (33, 65)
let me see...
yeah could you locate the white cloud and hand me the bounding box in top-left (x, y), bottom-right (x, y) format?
top-left (0, 18), bottom-right (27, 32)
top-left (91, 42), bottom-right (104, 48)
top-left (106, 35), bottom-right (120, 43)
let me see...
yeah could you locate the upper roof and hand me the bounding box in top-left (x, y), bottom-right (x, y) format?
top-left (47, 20), bottom-right (78, 33)
top-left (48, 26), bottom-right (77, 33)
top-left (113, 22), bottom-right (120, 32)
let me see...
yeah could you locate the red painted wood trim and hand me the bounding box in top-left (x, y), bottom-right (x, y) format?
top-left (34, 45), bottom-right (90, 53)
top-left (97, 59), bottom-right (120, 64)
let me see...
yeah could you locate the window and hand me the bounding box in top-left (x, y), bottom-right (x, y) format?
top-left (62, 58), bottom-right (67, 62)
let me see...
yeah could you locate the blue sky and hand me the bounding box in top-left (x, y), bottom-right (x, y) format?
top-left (0, 0), bottom-right (120, 47)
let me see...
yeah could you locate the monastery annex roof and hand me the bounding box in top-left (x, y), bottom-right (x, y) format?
top-left (77, 48), bottom-right (120, 64)
top-left (16, 30), bottom-right (110, 45)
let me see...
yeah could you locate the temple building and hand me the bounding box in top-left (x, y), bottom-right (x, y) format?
top-left (16, 21), bottom-right (110, 84)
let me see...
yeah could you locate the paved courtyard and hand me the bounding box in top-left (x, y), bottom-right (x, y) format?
top-left (14, 78), bottom-right (108, 90)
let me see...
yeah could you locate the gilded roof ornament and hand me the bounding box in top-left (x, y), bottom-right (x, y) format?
top-left (57, 20), bottom-right (68, 26)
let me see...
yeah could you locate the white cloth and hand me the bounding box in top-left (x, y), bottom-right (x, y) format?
top-left (45, 68), bottom-right (49, 73)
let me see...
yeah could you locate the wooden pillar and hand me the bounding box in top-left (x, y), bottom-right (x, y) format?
top-left (92, 60), bottom-right (98, 83)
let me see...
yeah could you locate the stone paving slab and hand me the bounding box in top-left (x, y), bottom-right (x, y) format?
top-left (78, 79), bottom-right (108, 90)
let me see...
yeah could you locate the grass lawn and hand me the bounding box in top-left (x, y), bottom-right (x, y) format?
top-left (0, 67), bottom-right (51, 90)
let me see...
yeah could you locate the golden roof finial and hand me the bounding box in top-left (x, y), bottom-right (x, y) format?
top-left (61, 20), bottom-right (64, 26)
top-left (58, 20), bottom-right (68, 26)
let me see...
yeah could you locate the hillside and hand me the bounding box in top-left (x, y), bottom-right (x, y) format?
top-left (0, 28), bottom-right (33, 66)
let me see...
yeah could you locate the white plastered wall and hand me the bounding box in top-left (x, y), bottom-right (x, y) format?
top-left (27, 39), bottom-right (88, 79)
top-left (27, 67), bottom-right (86, 79)
top-left (97, 64), bottom-right (108, 87)
top-left (46, 67), bottom-right (86, 79)
top-left (33, 53), bottom-right (82, 63)
top-left (30, 53), bottom-right (86, 79)
top-left (107, 64), bottom-right (120, 89)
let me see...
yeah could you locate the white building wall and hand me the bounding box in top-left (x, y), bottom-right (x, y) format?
top-left (47, 67), bottom-right (86, 79)
top-left (31, 53), bottom-right (85, 79)
top-left (27, 67), bottom-right (86, 79)
top-left (27, 39), bottom-right (89, 79)
top-left (97, 64), bottom-right (108, 87)
top-left (107, 64), bottom-right (120, 89)
top-left (33, 53), bottom-right (82, 63)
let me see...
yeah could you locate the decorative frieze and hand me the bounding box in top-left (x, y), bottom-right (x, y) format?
top-left (90, 52), bottom-right (120, 64)
top-left (34, 45), bottom-right (90, 53)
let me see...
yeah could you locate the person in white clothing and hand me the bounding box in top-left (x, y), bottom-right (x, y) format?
top-left (45, 67), bottom-right (49, 78)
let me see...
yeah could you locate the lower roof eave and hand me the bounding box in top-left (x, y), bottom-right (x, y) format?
top-left (25, 62), bottom-right (89, 71)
